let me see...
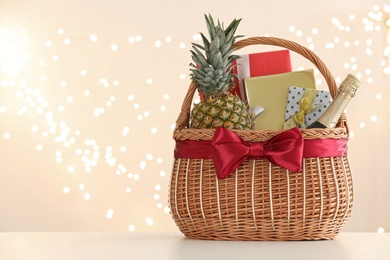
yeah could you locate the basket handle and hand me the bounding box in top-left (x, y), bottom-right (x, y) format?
top-left (175, 36), bottom-right (338, 130)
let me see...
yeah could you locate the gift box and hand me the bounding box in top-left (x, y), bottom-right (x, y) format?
top-left (230, 50), bottom-right (292, 101)
top-left (244, 69), bottom-right (316, 130)
top-left (283, 86), bottom-right (333, 129)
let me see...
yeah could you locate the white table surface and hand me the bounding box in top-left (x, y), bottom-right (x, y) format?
top-left (0, 232), bottom-right (388, 260)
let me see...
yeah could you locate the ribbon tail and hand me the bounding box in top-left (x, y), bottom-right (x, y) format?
top-left (267, 155), bottom-right (302, 173)
top-left (214, 155), bottom-right (247, 179)
top-left (211, 127), bottom-right (249, 179)
top-left (265, 127), bottom-right (304, 173)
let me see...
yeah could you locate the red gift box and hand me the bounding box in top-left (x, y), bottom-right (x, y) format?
top-left (230, 50), bottom-right (292, 102)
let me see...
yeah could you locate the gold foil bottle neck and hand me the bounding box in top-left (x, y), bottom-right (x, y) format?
top-left (339, 74), bottom-right (361, 98)
top-left (307, 73), bottom-right (361, 129)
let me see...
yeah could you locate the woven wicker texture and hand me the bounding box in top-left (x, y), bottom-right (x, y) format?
top-left (169, 36), bottom-right (353, 241)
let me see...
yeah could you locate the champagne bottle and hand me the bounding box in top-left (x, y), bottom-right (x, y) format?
top-left (307, 74), bottom-right (361, 129)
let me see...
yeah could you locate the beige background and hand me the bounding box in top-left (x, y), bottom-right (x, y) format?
top-left (0, 0), bottom-right (389, 232)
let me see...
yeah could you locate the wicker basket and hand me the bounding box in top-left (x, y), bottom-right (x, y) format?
top-left (169, 36), bottom-right (353, 241)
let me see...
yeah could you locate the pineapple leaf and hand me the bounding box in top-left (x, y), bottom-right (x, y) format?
top-left (204, 14), bottom-right (216, 40)
top-left (224, 18), bottom-right (241, 36)
top-left (192, 42), bottom-right (206, 51)
top-left (215, 29), bottom-right (225, 47)
top-left (200, 34), bottom-right (210, 51)
top-left (190, 48), bottom-right (207, 66)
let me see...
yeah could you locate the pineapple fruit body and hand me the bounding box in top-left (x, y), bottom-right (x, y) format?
top-left (191, 93), bottom-right (253, 130)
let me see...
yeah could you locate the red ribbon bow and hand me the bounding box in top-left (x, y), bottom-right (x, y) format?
top-left (211, 126), bottom-right (304, 179)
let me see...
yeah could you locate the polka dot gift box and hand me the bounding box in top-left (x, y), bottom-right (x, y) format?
top-left (283, 86), bottom-right (333, 129)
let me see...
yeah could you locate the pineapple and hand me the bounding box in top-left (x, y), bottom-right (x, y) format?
top-left (189, 14), bottom-right (253, 130)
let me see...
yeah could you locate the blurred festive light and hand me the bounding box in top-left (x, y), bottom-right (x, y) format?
top-left (135, 35), bottom-right (142, 41)
top-left (128, 225), bottom-right (135, 232)
top-left (145, 216), bottom-right (153, 226)
top-left (111, 44), bottom-right (118, 51)
top-left (89, 34), bottom-right (98, 42)
top-left (106, 209), bottom-right (114, 219)
top-left (84, 193), bottom-right (91, 200)
top-left (154, 40), bottom-right (162, 47)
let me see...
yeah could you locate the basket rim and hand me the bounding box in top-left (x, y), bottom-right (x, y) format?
top-left (173, 125), bottom-right (349, 141)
